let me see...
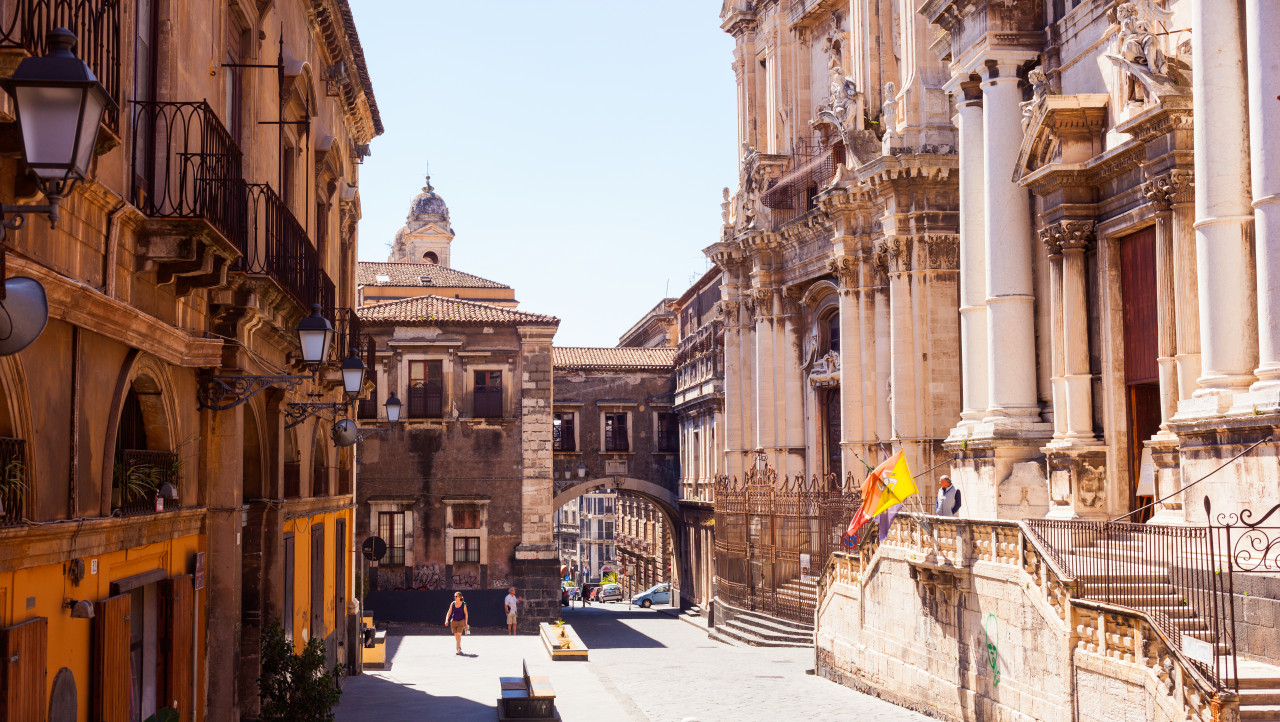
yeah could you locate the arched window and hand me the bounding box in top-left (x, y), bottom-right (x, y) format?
top-left (825, 313), bottom-right (840, 354)
top-left (423, 251), bottom-right (439, 264)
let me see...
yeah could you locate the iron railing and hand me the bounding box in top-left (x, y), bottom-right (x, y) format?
top-left (1208, 496), bottom-right (1280, 691)
top-left (0, 437), bottom-right (27, 526)
top-left (406, 381), bottom-right (442, 418)
top-left (0, 0), bottom-right (121, 131)
top-left (237, 183), bottom-right (334, 316)
top-left (713, 464), bottom-right (862, 623)
top-left (334, 307), bottom-right (363, 366)
top-left (112, 449), bottom-right (178, 516)
top-left (130, 100), bottom-right (247, 254)
top-left (761, 140), bottom-right (845, 230)
top-left (1025, 516), bottom-right (1234, 690)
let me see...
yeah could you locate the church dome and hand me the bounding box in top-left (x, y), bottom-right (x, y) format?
top-left (407, 176), bottom-right (450, 224)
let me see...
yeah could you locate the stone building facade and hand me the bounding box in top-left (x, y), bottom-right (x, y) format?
top-left (550, 347), bottom-right (681, 597)
top-left (0, 0), bottom-right (380, 719)
top-left (352, 204), bottom-right (560, 630)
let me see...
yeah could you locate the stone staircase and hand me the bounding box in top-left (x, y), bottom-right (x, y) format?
top-left (708, 582), bottom-right (817, 648)
top-left (1047, 531), bottom-right (1280, 721)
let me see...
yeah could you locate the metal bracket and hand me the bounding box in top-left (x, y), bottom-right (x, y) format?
top-left (197, 373), bottom-right (308, 411)
top-left (284, 400), bottom-right (350, 429)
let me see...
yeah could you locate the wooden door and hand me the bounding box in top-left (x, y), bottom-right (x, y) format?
top-left (311, 523), bottom-right (325, 643)
top-left (0, 616), bottom-right (47, 722)
top-left (159, 575), bottom-right (194, 715)
top-left (283, 534), bottom-right (295, 639)
top-left (334, 518), bottom-right (347, 665)
top-left (1120, 227), bottom-right (1160, 518)
top-left (93, 594), bottom-right (132, 722)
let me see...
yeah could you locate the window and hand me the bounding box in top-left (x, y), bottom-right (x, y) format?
top-left (378, 511), bottom-right (406, 566)
top-left (423, 251), bottom-right (439, 264)
top-left (605, 521), bottom-right (614, 540)
top-left (604, 412), bottom-right (629, 452)
top-left (454, 506), bottom-right (480, 529)
top-left (553, 412), bottom-right (576, 451)
top-left (474, 370), bottom-right (503, 418)
top-left (408, 360), bottom-right (443, 418)
top-left (454, 536), bottom-right (480, 563)
top-left (657, 412), bottom-right (679, 453)
top-left (358, 340), bottom-right (378, 419)
top-left (826, 313), bottom-right (840, 354)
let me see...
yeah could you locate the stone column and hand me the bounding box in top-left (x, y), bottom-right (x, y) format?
top-left (514, 325), bottom-right (559, 630)
top-left (872, 261), bottom-right (893, 444)
top-left (720, 296), bottom-right (746, 480)
top-left (833, 255), bottom-right (865, 479)
top-left (753, 287), bottom-right (777, 457)
top-left (1059, 222), bottom-right (1096, 440)
top-left (981, 61), bottom-right (1040, 422)
top-left (1042, 230), bottom-right (1066, 440)
top-left (1247, 0), bottom-right (1280, 390)
top-left (203, 405), bottom-right (243, 720)
top-left (956, 94), bottom-right (988, 426)
top-left (1189, 0), bottom-right (1256, 398)
top-left (780, 288), bottom-right (807, 477)
top-left (1144, 174), bottom-right (1188, 425)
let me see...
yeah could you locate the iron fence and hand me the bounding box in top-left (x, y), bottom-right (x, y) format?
top-left (130, 100), bottom-right (247, 255)
top-left (0, 0), bottom-right (121, 131)
top-left (112, 449), bottom-right (178, 516)
top-left (713, 463), bottom-right (861, 623)
top-left (0, 436), bottom-right (26, 526)
top-left (236, 183), bottom-right (333, 316)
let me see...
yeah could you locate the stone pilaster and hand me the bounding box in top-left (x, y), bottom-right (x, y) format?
top-left (955, 94), bottom-right (989, 427)
top-left (515, 325), bottom-right (558, 628)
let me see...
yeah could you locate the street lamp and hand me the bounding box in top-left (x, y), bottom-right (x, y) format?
top-left (577, 460), bottom-right (587, 478)
top-left (340, 347), bottom-right (366, 396)
top-left (384, 392), bottom-right (402, 426)
top-left (0, 28), bottom-right (114, 231)
top-left (296, 304), bottom-right (335, 366)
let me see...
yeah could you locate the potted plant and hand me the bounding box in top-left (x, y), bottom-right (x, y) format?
top-left (113, 461), bottom-right (160, 508)
top-left (0, 458), bottom-right (25, 520)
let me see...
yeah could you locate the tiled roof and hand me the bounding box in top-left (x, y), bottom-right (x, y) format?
top-left (553, 347), bottom-right (677, 371)
top-left (357, 295), bottom-right (558, 327)
top-left (357, 262), bottom-right (510, 289)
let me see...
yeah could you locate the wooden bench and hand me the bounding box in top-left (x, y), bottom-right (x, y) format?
top-left (497, 659), bottom-right (558, 721)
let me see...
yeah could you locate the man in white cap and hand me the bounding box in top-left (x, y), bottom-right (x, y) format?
top-left (935, 475), bottom-right (962, 517)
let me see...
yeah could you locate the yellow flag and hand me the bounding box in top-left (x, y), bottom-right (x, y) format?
top-left (870, 452), bottom-right (918, 517)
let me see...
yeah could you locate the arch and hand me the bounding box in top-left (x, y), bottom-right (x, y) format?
top-left (422, 251), bottom-right (439, 264)
top-left (310, 422), bottom-right (331, 497)
top-left (553, 477), bottom-right (679, 528)
top-left (100, 351), bottom-right (181, 514)
top-left (800, 279), bottom-right (838, 309)
top-left (0, 354), bottom-right (37, 505)
top-left (243, 400), bottom-right (266, 500)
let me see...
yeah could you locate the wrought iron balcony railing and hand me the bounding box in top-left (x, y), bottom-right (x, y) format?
top-left (0, 0), bottom-right (121, 131)
top-left (0, 436), bottom-right (26, 526)
top-left (237, 183), bottom-right (335, 317)
top-left (112, 449), bottom-right (178, 517)
top-left (130, 100), bottom-right (247, 255)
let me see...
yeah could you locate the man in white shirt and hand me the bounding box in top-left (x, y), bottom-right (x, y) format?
top-left (504, 587), bottom-right (519, 635)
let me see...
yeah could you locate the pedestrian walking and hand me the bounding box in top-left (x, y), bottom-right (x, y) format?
top-left (935, 475), bottom-right (962, 517)
top-left (444, 592), bottom-right (469, 655)
top-left (504, 587), bottom-right (520, 636)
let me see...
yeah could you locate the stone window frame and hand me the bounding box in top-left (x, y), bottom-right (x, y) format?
top-left (394, 352), bottom-right (455, 422)
top-left (443, 497), bottom-right (490, 567)
top-left (552, 409), bottom-right (578, 452)
top-left (599, 405), bottom-right (637, 453)
top-left (368, 499), bottom-right (414, 568)
top-left (462, 362), bottom-right (509, 419)
top-left (651, 405), bottom-right (678, 454)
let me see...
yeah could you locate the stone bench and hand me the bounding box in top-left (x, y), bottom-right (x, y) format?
top-left (497, 659), bottom-right (558, 721)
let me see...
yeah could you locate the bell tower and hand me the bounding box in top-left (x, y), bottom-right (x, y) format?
top-left (389, 175), bottom-right (455, 266)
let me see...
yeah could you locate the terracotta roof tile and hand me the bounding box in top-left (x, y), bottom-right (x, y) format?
top-left (357, 295), bottom-right (558, 327)
top-left (553, 347), bottom-right (677, 371)
top-left (358, 262), bottom-right (510, 289)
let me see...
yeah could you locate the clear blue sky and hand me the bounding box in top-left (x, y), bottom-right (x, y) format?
top-left (348, 1), bottom-right (738, 347)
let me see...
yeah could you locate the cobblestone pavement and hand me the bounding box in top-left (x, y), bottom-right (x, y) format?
top-left (336, 603), bottom-right (931, 722)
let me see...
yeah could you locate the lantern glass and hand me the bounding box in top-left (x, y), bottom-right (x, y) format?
top-left (384, 393), bottom-right (402, 424)
top-left (341, 349), bottom-right (366, 396)
top-left (295, 305), bottom-right (334, 365)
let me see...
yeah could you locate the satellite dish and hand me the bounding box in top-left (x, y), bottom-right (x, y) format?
top-left (331, 418), bottom-right (359, 447)
top-left (0, 277), bottom-right (48, 356)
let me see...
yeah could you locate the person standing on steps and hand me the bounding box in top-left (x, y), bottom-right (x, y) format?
top-left (445, 592), bottom-right (469, 655)
top-left (935, 475), bottom-right (962, 518)
top-left (504, 587), bottom-right (520, 636)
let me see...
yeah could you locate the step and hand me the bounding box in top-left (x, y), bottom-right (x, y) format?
top-left (706, 627), bottom-right (741, 647)
top-left (1240, 705), bottom-right (1280, 721)
top-left (722, 606), bottom-right (815, 634)
top-left (1240, 678), bottom-right (1280, 691)
top-left (1240, 689), bottom-right (1280, 706)
top-left (722, 615), bottom-right (815, 644)
top-left (711, 622), bottom-right (813, 648)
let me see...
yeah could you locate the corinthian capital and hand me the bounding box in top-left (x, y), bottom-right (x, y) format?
top-left (1142, 169), bottom-right (1195, 210)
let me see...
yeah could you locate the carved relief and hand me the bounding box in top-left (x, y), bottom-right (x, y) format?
top-left (1142, 169), bottom-right (1194, 210)
top-left (829, 255), bottom-right (859, 290)
top-left (881, 82), bottom-right (902, 155)
top-left (1020, 68), bottom-right (1056, 131)
top-left (1039, 220), bottom-right (1095, 254)
top-left (1105, 0), bottom-right (1184, 103)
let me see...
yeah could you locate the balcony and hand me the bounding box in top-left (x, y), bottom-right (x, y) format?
top-left (131, 101), bottom-right (246, 295)
top-left (761, 141), bottom-right (844, 230)
top-left (238, 183), bottom-right (335, 316)
top-left (0, 0), bottom-right (121, 132)
top-left (112, 449), bottom-right (179, 517)
top-left (0, 437), bottom-right (26, 526)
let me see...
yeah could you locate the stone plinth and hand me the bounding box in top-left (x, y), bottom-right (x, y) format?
top-left (539, 623), bottom-right (588, 660)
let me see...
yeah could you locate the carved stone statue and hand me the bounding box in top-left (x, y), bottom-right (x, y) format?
top-left (1116, 2), bottom-right (1166, 75)
top-left (881, 81), bottom-right (901, 154)
top-left (1021, 68), bottom-right (1054, 130)
top-left (720, 186), bottom-right (732, 225)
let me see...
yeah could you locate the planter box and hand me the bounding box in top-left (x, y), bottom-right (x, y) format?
top-left (538, 623), bottom-right (588, 661)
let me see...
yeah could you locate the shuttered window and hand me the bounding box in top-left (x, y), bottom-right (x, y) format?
top-left (473, 371), bottom-right (502, 418)
top-left (159, 576), bottom-right (194, 716)
top-left (93, 594), bottom-right (131, 722)
top-left (1, 616), bottom-right (47, 722)
top-left (604, 413), bottom-right (629, 452)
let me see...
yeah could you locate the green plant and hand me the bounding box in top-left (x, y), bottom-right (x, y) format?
top-left (144, 708), bottom-right (179, 722)
top-left (114, 461), bottom-right (161, 503)
top-left (0, 459), bottom-right (26, 516)
top-left (258, 620), bottom-right (343, 722)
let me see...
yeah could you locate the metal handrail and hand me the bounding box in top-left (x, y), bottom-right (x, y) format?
top-left (1111, 435), bottom-right (1272, 522)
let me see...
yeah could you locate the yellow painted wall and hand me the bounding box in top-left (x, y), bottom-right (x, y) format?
top-left (0, 530), bottom-right (205, 721)
top-left (283, 508), bottom-right (352, 654)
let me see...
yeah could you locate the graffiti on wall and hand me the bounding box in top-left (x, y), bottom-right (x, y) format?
top-left (412, 564), bottom-right (445, 590)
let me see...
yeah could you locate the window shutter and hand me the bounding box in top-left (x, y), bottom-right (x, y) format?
top-left (93, 594), bottom-right (131, 722)
top-left (0, 616), bottom-right (47, 722)
top-left (160, 576), bottom-right (194, 716)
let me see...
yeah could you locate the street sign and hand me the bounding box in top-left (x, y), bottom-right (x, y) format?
top-left (362, 536), bottom-right (387, 562)
top-left (193, 552), bottom-right (205, 590)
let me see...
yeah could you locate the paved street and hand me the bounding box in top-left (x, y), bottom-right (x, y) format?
top-left (336, 603), bottom-right (931, 721)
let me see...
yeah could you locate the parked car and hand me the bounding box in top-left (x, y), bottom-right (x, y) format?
top-left (631, 582), bottom-right (671, 608)
top-left (597, 583), bottom-right (623, 602)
